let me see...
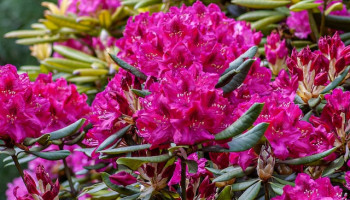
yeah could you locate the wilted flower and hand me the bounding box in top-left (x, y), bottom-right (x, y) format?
top-left (117, 1), bottom-right (262, 77)
top-left (265, 32), bottom-right (289, 76)
top-left (272, 173), bottom-right (346, 200)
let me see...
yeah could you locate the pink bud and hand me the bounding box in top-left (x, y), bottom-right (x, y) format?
top-left (110, 171), bottom-right (137, 187)
top-left (24, 172), bottom-right (39, 195)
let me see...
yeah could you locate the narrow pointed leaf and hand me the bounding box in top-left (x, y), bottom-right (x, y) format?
top-left (23, 134), bottom-right (50, 146)
top-left (227, 123), bottom-right (269, 152)
top-left (321, 66), bottom-right (350, 94)
top-left (213, 166), bottom-right (254, 182)
top-left (215, 103), bottom-right (264, 140)
top-left (41, 61), bottom-right (73, 73)
top-left (134, 0), bottom-right (162, 9)
top-left (325, 2), bottom-right (343, 15)
top-left (279, 147), bottom-right (337, 165)
top-left (101, 172), bottom-right (139, 195)
top-left (97, 125), bottom-right (131, 152)
top-left (232, 0), bottom-right (290, 9)
top-left (16, 35), bottom-right (60, 45)
top-left (73, 68), bottom-right (109, 76)
top-left (215, 68), bottom-right (238, 88)
top-left (238, 10), bottom-right (283, 21)
top-left (45, 58), bottom-right (92, 69)
top-left (222, 46), bottom-right (257, 76)
top-left (68, 76), bottom-right (99, 83)
top-left (222, 59), bottom-right (255, 93)
top-left (30, 150), bottom-right (70, 160)
top-left (5, 30), bottom-right (48, 38)
top-left (117, 154), bottom-right (172, 170)
top-left (100, 144), bottom-right (151, 155)
top-left (290, 2), bottom-right (321, 12)
top-left (5, 155), bottom-right (36, 167)
top-left (273, 177), bottom-right (295, 186)
top-left (232, 178), bottom-right (259, 191)
top-left (131, 89), bottom-right (151, 98)
top-left (251, 15), bottom-right (286, 30)
top-left (217, 186), bottom-right (232, 200)
top-left (238, 181), bottom-right (261, 200)
top-left (270, 182), bottom-right (284, 195)
top-left (322, 156), bottom-right (344, 177)
top-left (53, 45), bottom-right (107, 65)
top-left (46, 14), bottom-right (92, 31)
top-left (48, 118), bottom-right (86, 140)
top-left (109, 54), bottom-right (147, 80)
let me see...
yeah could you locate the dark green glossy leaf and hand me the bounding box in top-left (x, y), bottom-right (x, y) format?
top-left (186, 160), bottom-right (198, 174)
top-left (232, 178), bottom-right (259, 191)
top-left (270, 182), bottom-right (284, 195)
top-left (97, 125), bottom-right (131, 152)
top-left (279, 147), bottom-right (337, 165)
top-left (5, 155), bottom-right (36, 167)
top-left (222, 46), bottom-right (257, 76)
top-left (23, 134), bottom-right (50, 146)
top-left (321, 66), bottom-right (350, 94)
top-left (30, 150), bottom-right (70, 160)
top-left (131, 89), bottom-right (151, 98)
top-left (109, 54), bottom-right (147, 80)
top-left (215, 103), bottom-right (264, 140)
top-left (322, 156), bottom-right (344, 177)
top-left (117, 154), bottom-right (172, 170)
top-left (217, 185), bottom-right (232, 200)
top-left (232, 0), bottom-right (290, 9)
top-left (290, 2), bottom-right (321, 12)
top-left (238, 10), bottom-right (283, 21)
top-left (222, 59), bottom-right (255, 93)
top-left (238, 181), bottom-right (261, 200)
top-left (48, 118), bottom-right (86, 140)
top-left (251, 15), bottom-right (286, 30)
top-left (0, 148), bottom-right (15, 156)
top-left (100, 144), bottom-right (151, 155)
top-left (273, 177), bottom-right (295, 186)
top-left (227, 122), bottom-right (269, 152)
top-left (213, 166), bottom-right (254, 182)
top-left (84, 163), bottom-right (107, 170)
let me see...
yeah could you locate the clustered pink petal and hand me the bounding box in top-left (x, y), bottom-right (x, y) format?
top-left (110, 171), bottom-right (137, 187)
top-left (265, 32), bottom-right (289, 75)
top-left (287, 11), bottom-right (311, 39)
top-left (60, 0), bottom-right (120, 16)
top-left (116, 1), bottom-right (262, 77)
top-left (272, 173), bottom-right (346, 200)
top-left (0, 65), bottom-right (49, 143)
top-left (136, 65), bottom-right (233, 147)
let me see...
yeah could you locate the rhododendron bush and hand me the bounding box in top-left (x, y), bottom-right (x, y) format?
top-left (2, 0), bottom-right (350, 199)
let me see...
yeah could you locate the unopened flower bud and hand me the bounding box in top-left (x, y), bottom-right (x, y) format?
top-left (257, 145), bottom-right (275, 181)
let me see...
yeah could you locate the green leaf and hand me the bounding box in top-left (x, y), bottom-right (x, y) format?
top-left (134, 0), bottom-right (162, 9)
top-left (215, 103), bottom-right (264, 140)
top-left (23, 134), bottom-right (50, 146)
top-left (251, 15), bottom-right (286, 30)
top-left (16, 35), bottom-right (61, 45)
top-left (325, 2), bottom-right (343, 16)
top-left (84, 163), bottom-right (107, 170)
top-left (65, 131), bottom-right (86, 145)
top-left (131, 89), bottom-right (151, 98)
top-left (205, 167), bottom-right (222, 176)
top-left (215, 67), bottom-right (238, 88)
top-left (314, 13), bottom-right (350, 31)
top-left (30, 150), bottom-right (70, 160)
top-left (97, 125), bottom-right (131, 152)
top-left (273, 176), bottom-right (295, 186)
top-left (227, 123), bottom-right (269, 152)
top-left (46, 14), bottom-right (93, 31)
top-left (73, 68), bottom-right (109, 76)
top-left (100, 172), bottom-right (139, 195)
top-left (0, 148), bottom-right (16, 156)
top-left (238, 181), bottom-right (261, 200)
top-left (217, 185), bottom-right (232, 200)
top-left (270, 182), bottom-right (284, 195)
top-left (213, 166), bottom-right (254, 182)
top-left (321, 66), bottom-right (350, 94)
top-left (5, 30), bottom-right (48, 38)
top-left (45, 58), bottom-right (92, 69)
top-left (48, 118), bottom-right (86, 140)
top-left (222, 46), bottom-right (257, 76)
top-left (232, 178), bottom-right (259, 191)
top-left (232, 0), bottom-right (290, 9)
top-left (117, 154), bottom-right (173, 170)
top-left (5, 155), bottom-right (36, 167)
top-left (279, 147), bottom-right (337, 165)
top-left (100, 144), bottom-right (151, 155)
top-left (238, 10), bottom-right (284, 21)
top-left (322, 156), bottom-right (344, 177)
top-left (302, 110), bottom-right (313, 122)
top-left (119, 193), bottom-right (141, 200)
top-left (41, 61), bottom-right (73, 73)
top-left (291, 40), bottom-right (313, 48)
top-left (186, 160), bottom-right (198, 174)
top-left (67, 76), bottom-right (100, 83)
top-left (289, 2), bottom-right (321, 12)
top-left (109, 54), bottom-right (147, 80)
top-left (53, 45), bottom-right (107, 65)
top-left (222, 59), bottom-right (255, 93)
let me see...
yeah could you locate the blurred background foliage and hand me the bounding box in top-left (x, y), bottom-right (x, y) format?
top-left (0, 1), bottom-right (54, 199)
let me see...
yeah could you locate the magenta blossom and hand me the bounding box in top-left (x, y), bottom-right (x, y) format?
top-left (287, 11), bottom-right (311, 39)
top-left (136, 65), bottom-right (233, 147)
top-left (117, 1), bottom-right (262, 77)
top-left (272, 173), bottom-right (346, 200)
top-left (0, 65), bottom-right (50, 143)
top-left (60, 0), bottom-right (120, 16)
top-left (265, 32), bottom-right (289, 75)
top-left (110, 171), bottom-right (137, 187)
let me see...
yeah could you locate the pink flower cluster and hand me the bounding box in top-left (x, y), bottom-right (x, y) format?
top-left (60, 0), bottom-right (120, 16)
top-left (0, 65), bottom-right (90, 144)
top-left (116, 1), bottom-right (262, 77)
top-left (273, 173), bottom-right (346, 200)
top-left (265, 32), bottom-right (289, 75)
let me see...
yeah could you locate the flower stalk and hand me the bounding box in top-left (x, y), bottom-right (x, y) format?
top-left (180, 158), bottom-right (187, 200)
